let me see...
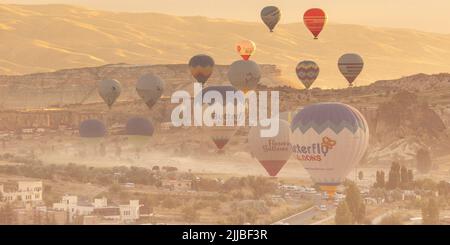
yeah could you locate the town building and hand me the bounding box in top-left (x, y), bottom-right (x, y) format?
top-left (0, 181), bottom-right (43, 203)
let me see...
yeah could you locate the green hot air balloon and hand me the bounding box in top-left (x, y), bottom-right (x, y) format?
top-left (189, 54), bottom-right (215, 85)
top-left (227, 60), bottom-right (261, 93)
top-left (136, 73), bottom-right (165, 109)
top-left (98, 79), bottom-right (122, 109)
top-left (261, 6), bottom-right (281, 32)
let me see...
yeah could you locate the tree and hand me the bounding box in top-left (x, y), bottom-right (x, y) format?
top-left (400, 165), bottom-right (409, 188)
top-left (335, 201), bottom-right (353, 225)
top-left (407, 170), bottom-right (414, 183)
top-left (358, 171), bottom-right (364, 181)
top-left (380, 214), bottom-right (403, 225)
top-left (387, 162), bottom-right (401, 189)
top-left (422, 197), bottom-right (440, 225)
top-left (416, 148), bottom-right (432, 174)
top-left (345, 182), bottom-right (366, 224)
top-left (374, 171), bottom-right (385, 188)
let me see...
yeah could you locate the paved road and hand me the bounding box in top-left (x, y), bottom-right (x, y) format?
top-left (274, 205), bottom-right (337, 225)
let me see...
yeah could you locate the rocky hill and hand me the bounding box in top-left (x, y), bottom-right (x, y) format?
top-left (1, 4), bottom-right (450, 88)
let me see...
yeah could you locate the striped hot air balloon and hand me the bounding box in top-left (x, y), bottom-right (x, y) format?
top-left (338, 53), bottom-right (364, 87)
top-left (248, 119), bottom-right (292, 177)
top-left (296, 60), bottom-right (320, 89)
top-left (291, 103), bottom-right (369, 197)
top-left (261, 6), bottom-right (281, 32)
top-left (189, 55), bottom-right (215, 85)
top-left (303, 8), bottom-right (327, 39)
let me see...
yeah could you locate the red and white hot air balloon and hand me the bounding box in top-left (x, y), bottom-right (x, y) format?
top-left (303, 8), bottom-right (327, 39)
top-left (235, 40), bottom-right (256, 60)
top-left (248, 119), bottom-right (292, 177)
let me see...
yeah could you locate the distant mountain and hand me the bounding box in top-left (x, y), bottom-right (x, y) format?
top-left (1, 4), bottom-right (450, 88)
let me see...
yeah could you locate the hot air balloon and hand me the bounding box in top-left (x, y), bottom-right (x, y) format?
top-left (136, 73), bottom-right (165, 109)
top-left (291, 103), bottom-right (369, 197)
top-left (227, 60), bottom-right (261, 93)
top-left (196, 85), bottom-right (240, 151)
top-left (248, 119), bottom-right (292, 177)
top-left (296, 60), bottom-right (319, 89)
top-left (98, 79), bottom-right (122, 109)
top-left (338, 53), bottom-right (364, 87)
top-left (261, 6), bottom-right (281, 32)
top-left (79, 119), bottom-right (107, 155)
top-left (189, 55), bottom-right (215, 85)
top-left (235, 40), bottom-right (256, 61)
top-left (79, 119), bottom-right (107, 139)
top-left (125, 117), bottom-right (154, 158)
top-left (303, 8), bottom-right (327, 39)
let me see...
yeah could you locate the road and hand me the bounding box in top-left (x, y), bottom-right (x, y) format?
top-left (274, 206), bottom-right (336, 225)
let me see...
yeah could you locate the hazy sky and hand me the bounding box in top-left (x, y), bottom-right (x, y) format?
top-left (1, 0), bottom-right (449, 33)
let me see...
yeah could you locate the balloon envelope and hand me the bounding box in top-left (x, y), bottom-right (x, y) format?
top-left (189, 55), bottom-right (215, 85)
top-left (235, 40), bottom-right (256, 61)
top-left (209, 126), bottom-right (237, 150)
top-left (227, 60), bottom-right (261, 93)
top-left (98, 79), bottom-right (122, 108)
top-left (136, 73), bottom-right (165, 109)
top-left (79, 119), bottom-right (106, 138)
top-left (338, 53), bottom-right (364, 86)
top-left (261, 6), bottom-right (281, 32)
top-left (125, 117), bottom-right (154, 149)
top-left (303, 8), bottom-right (327, 39)
top-left (291, 103), bottom-right (369, 195)
top-left (248, 119), bottom-right (292, 177)
top-left (296, 61), bottom-right (319, 89)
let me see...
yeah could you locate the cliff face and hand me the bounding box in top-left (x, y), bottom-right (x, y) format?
top-left (0, 63), bottom-right (283, 109)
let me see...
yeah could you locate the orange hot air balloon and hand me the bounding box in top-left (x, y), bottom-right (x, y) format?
top-left (303, 8), bottom-right (327, 39)
top-left (235, 40), bottom-right (256, 60)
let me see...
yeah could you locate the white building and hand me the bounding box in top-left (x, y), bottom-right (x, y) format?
top-left (52, 195), bottom-right (95, 222)
top-left (0, 181), bottom-right (43, 203)
top-left (52, 195), bottom-right (141, 224)
top-left (119, 200), bottom-right (141, 223)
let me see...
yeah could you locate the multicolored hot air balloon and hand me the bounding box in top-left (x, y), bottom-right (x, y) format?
top-left (261, 6), bottom-right (281, 32)
top-left (136, 73), bottom-right (165, 109)
top-left (189, 54), bottom-right (215, 85)
top-left (291, 103), bottom-right (369, 197)
top-left (248, 119), bottom-right (292, 177)
top-left (235, 40), bottom-right (256, 61)
top-left (227, 60), bottom-right (261, 93)
top-left (196, 85), bottom-right (239, 151)
top-left (296, 60), bottom-right (320, 89)
top-left (98, 79), bottom-right (122, 109)
top-left (338, 53), bottom-right (364, 87)
top-left (303, 8), bottom-right (327, 39)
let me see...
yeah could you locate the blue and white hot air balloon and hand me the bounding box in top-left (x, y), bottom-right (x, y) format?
top-left (290, 103), bottom-right (369, 197)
